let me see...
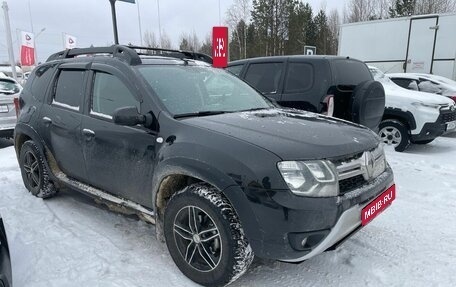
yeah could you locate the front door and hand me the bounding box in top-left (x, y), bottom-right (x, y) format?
top-left (406, 16), bottom-right (438, 73)
top-left (81, 67), bottom-right (157, 207)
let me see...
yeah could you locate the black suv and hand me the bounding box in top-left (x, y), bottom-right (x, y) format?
top-left (14, 46), bottom-right (395, 286)
top-left (227, 56), bottom-right (385, 131)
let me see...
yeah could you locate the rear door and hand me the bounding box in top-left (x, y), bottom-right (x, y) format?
top-left (39, 64), bottom-right (87, 182)
top-left (406, 16), bottom-right (438, 73)
top-left (81, 64), bottom-right (157, 207)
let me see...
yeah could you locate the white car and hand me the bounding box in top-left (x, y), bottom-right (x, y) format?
top-left (0, 77), bottom-right (21, 138)
top-left (369, 66), bottom-right (456, 152)
top-left (386, 73), bottom-right (456, 103)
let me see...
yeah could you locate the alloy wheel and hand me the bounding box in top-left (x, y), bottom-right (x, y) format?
top-left (173, 205), bottom-right (222, 272)
top-left (379, 126), bottom-right (402, 147)
top-left (23, 151), bottom-right (40, 189)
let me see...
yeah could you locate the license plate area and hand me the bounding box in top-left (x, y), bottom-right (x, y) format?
top-left (0, 105), bottom-right (9, 113)
top-left (361, 184), bottom-right (396, 226)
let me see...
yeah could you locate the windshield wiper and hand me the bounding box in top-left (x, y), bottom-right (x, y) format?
top-left (238, 107), bottom-right (271, 112)
top-left (173, 110), bottom-right (229, 119)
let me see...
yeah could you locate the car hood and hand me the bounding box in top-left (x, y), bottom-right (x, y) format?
top-left (381, 81), bottom-right (454, 106)
top-left (182, 109), bottom-right (379, 160)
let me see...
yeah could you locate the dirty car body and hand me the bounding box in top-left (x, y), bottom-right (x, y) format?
top-left (14, 46), bottom-right (394, 285)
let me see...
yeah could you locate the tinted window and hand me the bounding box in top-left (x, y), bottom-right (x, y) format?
top-left (333, 60), bottom-right (372, 86)
top-left (284, 63), bottom-right (313, 92)
top-left (30, 65), bottom-right (54, 102)
top-left (54, 70), bottom-right (85, 109)
top-left (244, 63), bottom-right (283, 94)
top-left (226, 65), bottom-right (244, 77)
top-left (391, 78), bottom-right (414, 89)
top-left (92, 72), bottom-right (139, 117)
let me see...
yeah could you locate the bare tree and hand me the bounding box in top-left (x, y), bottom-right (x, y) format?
top-left (179, 31), bottom-right (200, 51)
top-left (226, 0), bottom-right (251, 59)
top-left (144, 30), bottom-right (159, 48)
top-left (327, 8), bottom-right (340, 55)
top-left (415, 0), bottom-right (456, 14)
top-left (160, 30), bottom-right (173, 49)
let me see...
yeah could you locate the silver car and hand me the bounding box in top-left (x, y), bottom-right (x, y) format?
top-left (0, 77), bottom-right (21, 138)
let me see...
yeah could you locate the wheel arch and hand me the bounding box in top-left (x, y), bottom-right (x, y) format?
top-left (382, 108), bottom-right (416, 131)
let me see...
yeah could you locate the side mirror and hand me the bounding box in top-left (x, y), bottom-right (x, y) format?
top-left (113, 106), bottom-right (147, 126)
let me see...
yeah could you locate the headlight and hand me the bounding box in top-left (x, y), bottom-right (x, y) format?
top-left (411, 102), bottom-right (441, 109)
top-left (277, 160), bottom-right (338, 197)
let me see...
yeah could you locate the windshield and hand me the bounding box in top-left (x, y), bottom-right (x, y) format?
top-left (138, 65), bottom-right (272, 116)
top-left (0, 80), bottom-right (20, 94)
top-left (369, 67), bottom-right (393, 84)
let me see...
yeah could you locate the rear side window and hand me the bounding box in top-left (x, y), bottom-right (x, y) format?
top-left (29, 65), bottom-right (54, 102)
top-left (332, 60), bottom-right (372, 86)
top-left (391, 78), bottom-right (415, 89)
top-left (244, 62), bottom-right (283, 94)
top-left (284, 63), bottom-right (313, 92)
top-left (226, 65), bottom-right (244, 77)
top-left (91, 72), bottom-right (139, 117)
top-left (53, 70), bottom-right (85, 109)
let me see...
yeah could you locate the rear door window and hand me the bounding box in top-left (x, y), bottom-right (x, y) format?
top-left (391, 78), bottom-right (416, 90)
top-left (244, 62), bottom-right (283, 94)
top-left (284, 63), bottom-right (313, 92)
top-left (53, 70), bottom-right (85, 110)
top-left (226, 65), bottom-right (244, 77)
top-left (333, 60), bottom-right (372, 86)
top-left (91, 72), bottom-right (139, 118)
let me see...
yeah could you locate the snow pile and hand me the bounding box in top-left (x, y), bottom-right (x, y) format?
top-left (1, 135), bottom-right (456, 286)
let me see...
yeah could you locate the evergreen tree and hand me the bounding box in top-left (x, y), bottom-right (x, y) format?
top-left (389, 0), bottom-right (417, 17)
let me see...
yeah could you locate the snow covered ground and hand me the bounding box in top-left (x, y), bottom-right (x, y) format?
top-left (1, 135), bottom-right (456, 287)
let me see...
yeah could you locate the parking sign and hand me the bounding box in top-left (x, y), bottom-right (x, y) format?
top-left (304, 45), bottom-right (316, 55)
top-left (212, 26), bottom-right (228, 68)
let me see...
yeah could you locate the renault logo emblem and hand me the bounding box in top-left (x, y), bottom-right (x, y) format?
top-left (450, 105), bottom-right (455, 112)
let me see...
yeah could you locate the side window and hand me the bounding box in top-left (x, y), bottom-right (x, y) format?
top-left (226, 65), bottom-right (244, 77)
top-left (29, 65), bottom-right (54, 102)
top-left (284, 63), bottom-right (313, 93)
top-left (91, 72), bottom-right (139, 117)
top-left (244, 63), bottom-right (283, 94)
top-left (391, 78), bottom-right (413, 89)
top-left (53, 70), bottom-right (85, 110)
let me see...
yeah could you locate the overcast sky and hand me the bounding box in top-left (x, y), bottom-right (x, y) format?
top-left (0, 0), bottom-right (344, 64)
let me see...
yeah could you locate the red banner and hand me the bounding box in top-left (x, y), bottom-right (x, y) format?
top-left (21, 46), bottom-right (35, 66)
top-left (20, 31), bottom-right (35, 66)
top-left (212, 26), bottom-right (228, 68)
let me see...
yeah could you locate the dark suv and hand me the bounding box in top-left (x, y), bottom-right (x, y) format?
top-left (14, 46), bottom-right (395, 286)
top-left (227, 56), bottom-right (386, 131)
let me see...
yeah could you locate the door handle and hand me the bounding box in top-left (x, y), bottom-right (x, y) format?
top-left (82, 128), bottom-right (95, 138)
top-left (42, 117), bottom-right (52, 125)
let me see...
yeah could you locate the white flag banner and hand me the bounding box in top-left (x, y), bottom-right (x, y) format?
top-left (64, 34), bottom-right (77, 49)
top-left (21, 31), bottom-right (35, 48)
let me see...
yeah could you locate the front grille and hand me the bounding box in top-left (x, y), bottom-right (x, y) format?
top-left (441, 111), bottom-right (456, 123)
top-left (339, 175), bottom-right (366, 195)
top-left (333, 145), bottom-right (386, 195)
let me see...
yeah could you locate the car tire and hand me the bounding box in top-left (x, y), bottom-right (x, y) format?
top-left (412, 139), bottom-right (434, 145)
top-left (164, 183), bottom-right (253, 287)
top-left (378, 119), bottom-right (410, 152)
top-left (19, 140), bottom-right (57, 199)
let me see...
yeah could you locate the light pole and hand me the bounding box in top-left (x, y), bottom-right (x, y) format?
top-left (34, 27), bottom-right (45, 64)
top-left (137, 0), bottom-right (143, 45)
top-left (108, 0), bottom-right (135, 45)
top-left (2, 1), bottom-right (17, 79)
top-left (157, 0), bottom-right (162, 45)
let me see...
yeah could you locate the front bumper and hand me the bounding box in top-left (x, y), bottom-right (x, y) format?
top-left (411, 109), bottom-right (456, 141)
top-left (237, 166), bottom-right (394, 261)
